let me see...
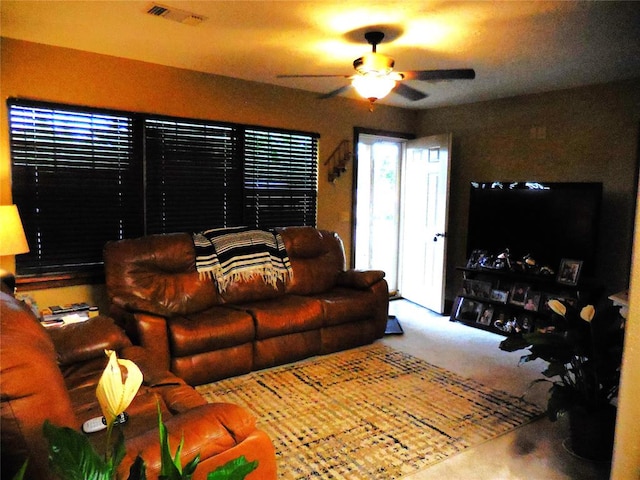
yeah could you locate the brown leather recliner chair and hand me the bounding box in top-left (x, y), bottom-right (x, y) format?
top-left (104, 226), bottom-right (389, 386)
top-left (0, 291), bottom-right (277, 479)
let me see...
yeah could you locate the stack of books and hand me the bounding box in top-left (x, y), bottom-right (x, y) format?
top-left (41, 303), bottom-right (96, 327)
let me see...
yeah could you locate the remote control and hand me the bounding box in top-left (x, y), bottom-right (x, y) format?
top-left (82, 412), bottom-right (128, 433)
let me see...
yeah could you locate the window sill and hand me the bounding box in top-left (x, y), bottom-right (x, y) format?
top-left (16, 271), bottom-right (105, 291)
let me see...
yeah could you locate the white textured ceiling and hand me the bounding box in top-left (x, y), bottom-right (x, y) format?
top-left (2, 1), bottom-right (640, 109)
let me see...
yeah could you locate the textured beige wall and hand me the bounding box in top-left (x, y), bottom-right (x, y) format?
top-left (611, 186), bottom-right (640, 479)
top-left (0, 37), bottom-right (415, 308)
top-left (415, 81), bottom-right (640, 301)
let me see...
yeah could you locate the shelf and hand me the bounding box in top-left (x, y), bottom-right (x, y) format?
top-left (452, 265), bottom-right (602, 336)
top-left (457, 266), bottom-right (599, 291)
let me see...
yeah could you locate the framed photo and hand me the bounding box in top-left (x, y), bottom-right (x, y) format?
top-left (462, 279), bottom-right (492, 300)
top-left (490, 289), bottom-right (509, 304)
top-left (466, 249), bottom-right (488, 269)
top-left (523, 290), bottom-right (541, 312)
top-left (509, 283), bottom-right (530, 306)
top-left (478, 305), bottom-right (494, 326)
top-left (453, 297), bottom-right (484, 323)
top-left (557, 258), bottom-right (583, 286)
top-left (516, 313), bottom-right (534, 333)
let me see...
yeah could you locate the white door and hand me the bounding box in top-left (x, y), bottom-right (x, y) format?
top-left (399, 133), bottom-right (452, 313)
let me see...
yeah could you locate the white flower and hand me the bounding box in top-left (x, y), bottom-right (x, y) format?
top-left (580, 305), bottom-right (596, 323)
top-left (547, 299), bottom-right (566, 317)
top-left (96, 350), bottom-right (143, 426)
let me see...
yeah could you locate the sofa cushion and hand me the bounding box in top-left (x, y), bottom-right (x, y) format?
top-left (104, 233), bottom-right (221, 316)
top-left (278, 227), bottom-right (345, 295)
top-left (218, 274), bottom-right (286, 305)
top-left (169, 306), bottom-right (255, 357)
top-left (243, 295), bottom-right (323, 339)
top-left (282, 225), bottom-right (326, 258)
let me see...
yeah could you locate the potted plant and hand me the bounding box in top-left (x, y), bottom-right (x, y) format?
top-left (14, 350), bottom-right (257, 480)
top-left (499, 298), bottom-right (625, 461)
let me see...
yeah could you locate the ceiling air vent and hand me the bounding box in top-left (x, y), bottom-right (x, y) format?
top-left (145, 3), bottom-right (207, 26)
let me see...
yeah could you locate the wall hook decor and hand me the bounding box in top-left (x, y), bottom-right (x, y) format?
top-left (325, 140), bottom-right (352, 183)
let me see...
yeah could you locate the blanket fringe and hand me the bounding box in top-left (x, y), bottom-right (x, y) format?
top-left (193, 227), bottom-right (293, 293)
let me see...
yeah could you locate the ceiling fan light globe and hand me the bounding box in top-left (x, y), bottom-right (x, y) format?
top-left (352, 74), bottom-right (396, 101)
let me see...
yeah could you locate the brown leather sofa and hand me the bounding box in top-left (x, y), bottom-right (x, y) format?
top-left (0, 291), bottom-right (277, 480)
top-left (104, 226), bottom-right (389, 386)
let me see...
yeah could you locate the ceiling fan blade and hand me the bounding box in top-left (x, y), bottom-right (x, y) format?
top-left (318, 84), bottom-right (352, 99)
top-left (394, 83), bottom-right (428, 101)
top-left (402, 69), bottom-right (476, 81)
top-left (277, 74), bottom-right (351, 78)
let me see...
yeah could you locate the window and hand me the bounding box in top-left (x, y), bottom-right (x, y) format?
top-left (9, 102), bottom-right (142, 276)
top-left (9, 99), bottom-right (318, 278)
top-left (144, 118), bottom-right (242, 233)
top-left (244, 129), bottom-right (317, 228)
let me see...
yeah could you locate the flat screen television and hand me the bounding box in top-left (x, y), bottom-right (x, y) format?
top-left (466, 182), bottom-right (602, 276)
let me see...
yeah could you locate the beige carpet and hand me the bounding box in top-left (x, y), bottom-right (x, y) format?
top-left (196, 343), bottom-right (542, 479)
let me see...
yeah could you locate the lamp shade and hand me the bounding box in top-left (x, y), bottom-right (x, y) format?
top-left (0, 205), bottom-right (30, 256)
top-left (352, 74), bottom-right (396, 102)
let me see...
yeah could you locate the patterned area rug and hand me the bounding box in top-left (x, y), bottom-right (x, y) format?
top-left (196, 343), bottom-right (542, 479)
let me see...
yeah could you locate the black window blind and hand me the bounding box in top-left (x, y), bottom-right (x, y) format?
top-left (244, 129), bottom-right (318, 228)
top-left (9, 99), bottom-right (319, 277)
top-left (144, 118), bottom-right (243, 233)
top-left (9, 102), bottom-right (141, 275)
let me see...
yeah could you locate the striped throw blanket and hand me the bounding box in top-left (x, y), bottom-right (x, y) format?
top-left (192, 226), bottom-right (293, 293)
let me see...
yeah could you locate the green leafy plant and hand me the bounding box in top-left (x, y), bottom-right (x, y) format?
top-left (499, 298), bottom-right (624, 420)
top-left (44, 420), bottom-right (129, 480)
top-left (40, 409), bottom-right (258, 480)
top-left (207, 457), bottom-right (259, 480)
top-left (157, 403), bottom-right (200, 480)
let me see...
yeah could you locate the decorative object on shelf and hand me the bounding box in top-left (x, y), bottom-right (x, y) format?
top-left (493, 249), bottom-right (512, 270)
top-left (478, 305), bottom-right (494, 326)
top-left (465, 247), bottom-right (558, 276)
top-left (509, 283), bottom-right (529, 306)
top-left (466, 249), bottom-right (489, 269)
top-left (523, 290), bottom-right (541, 311)
top-left (557, 258), bottom-right (583, 286)
top-left (454, 249), bottom-right (596, 336)
top-left (452, 296), bottom-right (484, 323)
top-left (499, 298), bottom-right (624, 461)
top-left (462, 278), bottom-right (492, 299)
top-left (490, 289), bottom-right (509, 304)
top-left (325, 140), bottom-right (352, 182)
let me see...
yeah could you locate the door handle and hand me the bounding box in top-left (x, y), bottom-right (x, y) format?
top-left (433, 232), bottom-right (447, 242)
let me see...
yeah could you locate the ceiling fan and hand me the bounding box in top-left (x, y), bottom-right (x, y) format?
top-left (278, 31), bottom-right (476, 106)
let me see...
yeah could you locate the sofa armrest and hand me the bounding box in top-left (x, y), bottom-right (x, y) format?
top-left (133, 312), bottom-right (172, 372)
top-left (111, 293), bottom-right (173, 318)
top-left (118, 403), bottom-right (260, 478)
top-left (47, 316), bottom-right (132, 366)
top-left (337, 269), bottom-right (385, 289)
top-left (120, 345), bottom-right (208, 412)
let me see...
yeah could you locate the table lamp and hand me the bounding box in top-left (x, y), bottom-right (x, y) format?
top-left (0, 204), bottom-right (30, 293)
